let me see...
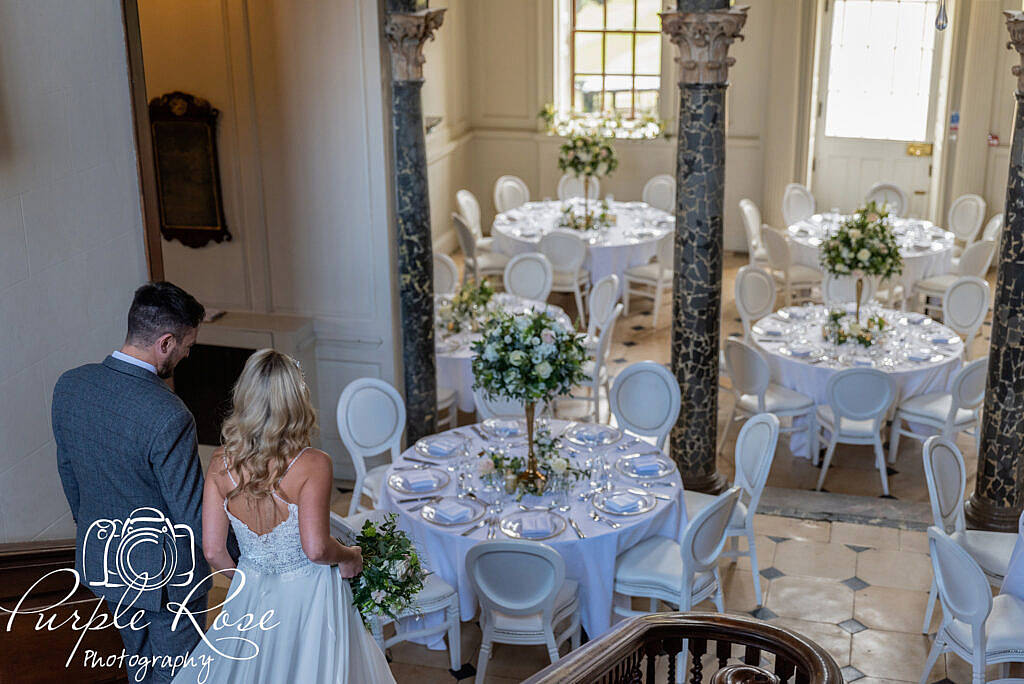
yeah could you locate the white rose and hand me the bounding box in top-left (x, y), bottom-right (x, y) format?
top-left (857, 248), bottom-right (871, 262)
top-left (479, 458), bottom-right (495, 474)
top-left (540, 329), bottom-right (555, 344)
top-left (848, 228), bottom-right (862, 239)
top-left (483, 344), bottom-right (499, 362)
top-left (509, 350), bottom-right (528, 366)
top-left (371, 589), bottom-right (388, 604)
top-left (535, 361), bottom-right (553, 379)
top-left (549, 457), bottom-right (568, 475)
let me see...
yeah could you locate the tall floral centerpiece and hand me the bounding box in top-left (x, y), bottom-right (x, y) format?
top-left (819, 201), bottom-right (903, 323)
top-left (471, 310), bottom-right (588, 493)
top-left (557, 132), bottom-right (618, 230)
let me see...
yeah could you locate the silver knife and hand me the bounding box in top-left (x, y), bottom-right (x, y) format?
top-left (460, 518), bottom-right (489, 536)
top-left (397, 495), bottom-right (437, 504)
top-left (403, 456), bottom-right (436, 466)
top-left (569, 518), bottom-right (586, 539)
top-left (627, 487), bottom-right (671, 502)
top-left (409, 496), bottom-right (440, 512)
top-left (471, 424), bottom-right (488, 440)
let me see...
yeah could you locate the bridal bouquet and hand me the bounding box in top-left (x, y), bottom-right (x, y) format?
top-left (345, 514), bottom-right (427, 627)
top-left (819, 201), bottom-right (903, 279)
top-left (436, 278), bottom-right (495, 334)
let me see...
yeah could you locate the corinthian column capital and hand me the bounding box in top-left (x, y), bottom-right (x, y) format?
top-left (660, 6), bottom-right (749, 85)
top-left (384, 8), bottom-right (446, 82)
top-left (1005, 10), bottom-right (1024, 93)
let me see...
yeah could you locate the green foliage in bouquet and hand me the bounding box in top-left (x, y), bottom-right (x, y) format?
top-left (349, 514), bottom-right (427, 627)
top-left (557, 199), bottom-right (613, 231)
top-left (477, 424), bottom-right (587, 498)
top-left (820, 201), bottom-right (903, 279)
top-left (471, 310), bottom-right (588, 404)
top-left (557, 132), bottom-right (618, 180)
top-left (823, 309), bottom-right (888, 348)
top-left (436, 278), bottom-right (495, 334)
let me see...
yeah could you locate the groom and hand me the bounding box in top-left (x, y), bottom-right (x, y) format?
top-left (53, 281), bottom-right (209, 683)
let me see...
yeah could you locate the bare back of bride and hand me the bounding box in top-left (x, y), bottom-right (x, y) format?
top-left (170, 349), bottom-right (395, 684)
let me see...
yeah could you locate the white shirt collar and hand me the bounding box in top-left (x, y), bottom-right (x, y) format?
top-left (111, 350), bottom-right (157, 375)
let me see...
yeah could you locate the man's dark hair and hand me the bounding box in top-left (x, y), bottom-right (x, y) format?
top-left (126, 282), bottom-right (205, 346)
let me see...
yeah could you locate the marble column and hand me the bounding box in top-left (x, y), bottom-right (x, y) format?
top-left (384, 6), bottom-right (445, 444)
top-left (965, 11), bottom-right (1024, 532)
top-left (661, 3), bottom-right (748, 493)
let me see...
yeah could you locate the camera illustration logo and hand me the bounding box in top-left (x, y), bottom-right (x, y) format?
top-left (83, 507), bottom-right (196, 592)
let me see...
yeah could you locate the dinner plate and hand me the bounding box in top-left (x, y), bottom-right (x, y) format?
top-left (499, 510), bottom-right (567, 540)
top-left (414, 433), bottom-right (469, 460)
top-left (420, 496), bottom-right (486, 527)
top-left (564, 423), bottom-right (622, 447)
top-left (480, 418), bottom-right (527, 441)
top-left (387, 468), bottom-right (450, 496)
top-left (592, 489), bottom-right (657, 517)
top-left (614, 453), bottom-right (676, 480)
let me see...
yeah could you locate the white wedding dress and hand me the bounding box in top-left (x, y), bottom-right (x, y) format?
top-left (171, 452), bottom-right (395, 684)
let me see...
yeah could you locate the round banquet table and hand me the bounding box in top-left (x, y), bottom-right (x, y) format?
top-left (381, 420), bottom-right (686, 640)
top-left (751, 304), bottom-right (965, 455)
top-left (435, 294), bottom-right (572, 413)
top-left (999, 511), bottom-right (1024, 602)
top-left (492, 199), bottom-right (672, 295)
top-left (787, 214), bottom-right (955, 295)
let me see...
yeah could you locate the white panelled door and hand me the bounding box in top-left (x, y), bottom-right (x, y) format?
top-left (811, 0), bottom-right (945, 218)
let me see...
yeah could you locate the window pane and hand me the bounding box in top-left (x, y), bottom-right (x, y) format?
top-left (636, 0), bottom-right (661, 30)
top-left (574, 74), bottom-right (603, 113)
top-left (606, 0), bottom-right (635, 29)
top-left (605, 32), bottom-right (634, 75)
top-left (635, 33), bottom-right (660, 75)
top-left (575, 31), bottom-right (603, 73)
top-left (636, 88), bottom-right (659, 114)
top-left (575, 0), bottom-right (604, 30)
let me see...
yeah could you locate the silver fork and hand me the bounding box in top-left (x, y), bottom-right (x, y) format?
top-left (589, 510), bottom-right (620, 529)
top-left (487, 517), bottom-right (497, 539)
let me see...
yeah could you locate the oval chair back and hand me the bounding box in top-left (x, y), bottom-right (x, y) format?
top-left (738, 199), bottom-right (763, 256)
top-left (942, 276), bottom-right (990, 354)
top-left (949, 357), bottom-right (988, 424)
top-left (922, 436), bottom-right (967, 534)
top-left (452, 212), bottom-right (477, 261)
top-left (433, 253), bottom-right (459, 295)
top-left (642, 174), bottom-right (675, 212)
top-left (336, 378), bottom-right (406, 516)
top-left (825, 368), bottom-right (894, 433)
top-left (760, 225), bottom-right (792, 272)
top-left (734, 266), bottom-right (776, 341)
top-left (733, 414), bottom-right (780, 516)
top-left (865, 182), bottom-right (908, 217)
top-left (539, 229), bottom-right (587, 274)
top-left (456, 189), bottom-right (483, 239)
top-left (557, 174), bottom-right (600, 201)
top-left (494, 175), bottom-right (530, 213)
top-left (503, 252), bottom-right (554, 302)
top-left (947, 193), bottom-right (986, 246)
top-left (927, 526), bottom-right (993, 636)
top-left (586, 274), bottom-right (620, 339)
top-left (466, 540), bottom-right (565, 621)
top-left (782, 183), bottom-right (815, 226)
top-left (723, 339), bottom-right (771, 408)
top-left (609, 361), bottom-right (681, 451)
top-left (982, 213), bottom-right (1004, 243)
top-left (957, 239), bottom-right (995, 277)
top-left (679, 488), bottom-right (742, 604)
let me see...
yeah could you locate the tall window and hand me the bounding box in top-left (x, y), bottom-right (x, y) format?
top-left (823, 0), bottom-right (939, 141)
top-left (570, 0), bottom-right (662, 118)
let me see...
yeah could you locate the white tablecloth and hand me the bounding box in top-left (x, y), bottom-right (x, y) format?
top-left (788, 214), bottom-right (954, 294)
top-left (752, 305), bottom-right (964, 455)
top-left (492, 200), bottom-right (671, 295)
top-left (382, 421), bottom-right (686, 639)
top-left (435, 294), bottom-right (571, 413)
top-left (999, 511), bottom-right (1024, 601)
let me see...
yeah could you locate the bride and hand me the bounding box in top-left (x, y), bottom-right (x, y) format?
top-left (171, 349), bottom-right (395, 683)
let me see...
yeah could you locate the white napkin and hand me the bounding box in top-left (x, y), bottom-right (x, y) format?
top-left (433, 500), bottom-right (471, 523)
top-left (426, 436), bottom-right (461, 457)
top-left (403, 470), bottom-right (436, 492)
top-left (631, 454), bottom-right (662, 475)
top-left (604, 493), bottom-right (642, 514)
top-left (931, 334), bottom-right (958, 345)
top-left (905, 313), bottom-right (927, 324)
top-left (519, 513), bottom-right (554, 538)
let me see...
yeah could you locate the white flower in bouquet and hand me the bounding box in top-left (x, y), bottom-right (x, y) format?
top-left (857, 248), bottom-right (871, 263)
top-left (549, 456), bottom-right (568, 475)
top-left (535, 361), bottom-right (553, 379)
top-left (509, 350), bottom-right (528, 366)
top-left (541, 328), bottom-right (556, 344)
top-left (483, 343), bottom-right (499, 362)
top-left (479, 458), bottom-right (495, 475)
top-left (849, 228), bottom-right (862, 239)
top-left (371, 589), bottom-right (387, 604)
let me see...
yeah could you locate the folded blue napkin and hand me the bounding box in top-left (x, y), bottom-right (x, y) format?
top-left (604, 493), bottom-right (642, 514)
top-left (403, 470), bottom-right (436, 491)
top-left (433, 500), bottom-right (471, 523)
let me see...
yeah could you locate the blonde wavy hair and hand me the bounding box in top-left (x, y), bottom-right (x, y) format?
top-left (221, 349), bottom-right (318, 502)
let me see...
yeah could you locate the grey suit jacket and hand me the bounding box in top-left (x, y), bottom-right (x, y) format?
top-left (52, 355), bottom-right (211, 612)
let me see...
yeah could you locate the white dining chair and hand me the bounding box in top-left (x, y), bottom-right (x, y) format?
top-left (336, 378), bottom-right (405, 516)
top-left (919, 526), bottom-right (1024, 684)
top-left (433, 252), bottom-right (459, 296)
top-left (466, 540), bottom-right (581, 684)
top-left (815, 368), bottom-right (896, 496)
top-left (918, 437), bottom-right (1018, 635)
top-left (947, 193), bottom-right (987, 255)
top-left (738, 199), bottom-right (769, 268)
top-left (760, 225), bottom-right (821, 305)
top-left (821, 273), bottom-right (876, 309)
top-left (584, 274), bottom-right (620, 353)
top-left (981, 213), bottom-right (1004, 244)
top-left (642, 174), bottom-right (675, 213)
top-left (734, 265), bottom-right (777, 341)
top-left (720, 338), bottom-right (816, 459)
top-left (329, 510), bottom-right (462, 670)
top-left (437, 385), bottom-right (458, 431)
top-left (453, 212), bottom-right (509, 284)
top-left (609, 361), bottom-right (681, 452)
top-left (493, 175), bottom-right (530, 213)
top-left (889, 357), bottom-right (987, 466)
top-left (456, 189), bottom-right (494, 254)
top-left (557, 173), bottom-right (600, 201)
top-left (913, 240), bottom-right (995, 316)
top-left (570, 302), bottom-right (623, 422)
top-left (942, 276), bottom-right (991, 356)
top-left (622, 232), bottom-right (673, 327)
top-left (540, 229), bottom-right (591, 326)
top-left (782, 183), bottom-right (816, 226)
top-left (503, 252), bottom-right (554, 302)
top-left (865, 182), bottom-right (908, 217)
top-left (685, 414), bottom-right (779, 607)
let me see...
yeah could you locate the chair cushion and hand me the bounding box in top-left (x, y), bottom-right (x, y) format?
top-left (816, 405), bottom-right (879, 438)
top-left (951, 529), bottom-right (1016, 581)
top-left (474, 252), bottom-right (510, 272)
top-left (786, 264), bottom-right (823, 284)
top-left (624, 263), bottom-right (670, 282)
top-left (945, 594), bottom-right (1024, 656)
top-left (737, 383), bottom-right (815, 413)
top-left (752, 246), bottom-right (768, 262)
top-left (914, 274), bottom-right (956, 296)
top-left (614, 535), bottom-right (716, 598)
top-left (491, 579), bottom-right (578, 633)
top-left (408, 573), bottom-right (457, 609)
top-left (477, 237), bottom-right (495, 253)
top-left (897, 392), bottom-right (976, 427)
top-left (552, 269), bottom-right (591, 289)
top-left (685, 491), bottom-right (747, 529)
